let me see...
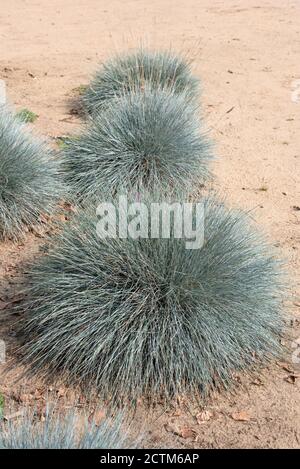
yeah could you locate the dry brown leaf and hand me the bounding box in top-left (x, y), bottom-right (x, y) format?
top-left (33, 389), bottom-right (44, 400)
top-left (164, 422), bottom-right (196, 439)
top-left (164, 422), bottom-right (179, 435)
top-left (179, 426), bottom-right (197, 439)
top-left (18, 393), bottom-right (31, 403)
top-left (277, 361), bottom-right (294, 373)
top-left (196, 410), bottom-right (213, 424)
top-left (231, 410), bottom-right (251, 422)
top-left (284, 374), bottom-right (299, 384)
top-left (251, 378), bottom-right (264, 386)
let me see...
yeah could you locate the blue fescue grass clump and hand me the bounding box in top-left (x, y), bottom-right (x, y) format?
top-left (82, 48), bottom-right (199, 115)
top-left (16, 192), bottom-right (285, 406)
top-left (0, 408), bottom-right (128, 449)
top-left (63, 88), bottom-right (211, 200)
top-left (0, 106), bottom-right (64, 240)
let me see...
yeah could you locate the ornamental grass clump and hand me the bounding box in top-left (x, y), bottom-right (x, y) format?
top-left (0, 106), bottom-right (64, 240)
top-left (63, 88), bottom-right (211, 201)
top-left (82, 49), bottom-right (199, 115)
top-left (0, 408), bottom-right (128, 449)
top-left (16, 192), bottom-right (285, 407)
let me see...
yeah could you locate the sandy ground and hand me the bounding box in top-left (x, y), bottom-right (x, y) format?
top-left (0, 0), bottom-right (300, 449)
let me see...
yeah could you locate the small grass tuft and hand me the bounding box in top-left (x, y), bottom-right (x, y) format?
top-left (55, 135), bottom-right (79, 150)
top-left (72, 84), bottom-right (88, 96)
top-left (258, 178), bottom-right (268, 192)
top-left (16, 108), bottom-right (38, 123)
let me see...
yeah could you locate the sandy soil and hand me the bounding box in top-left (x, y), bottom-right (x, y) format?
top-left (0, 0), bottom-right (299, 449)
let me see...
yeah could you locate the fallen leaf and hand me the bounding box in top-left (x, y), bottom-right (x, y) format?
top-left (164, 422), bottom-right (179, 435)
top-left (165, 422), bottom-right (196, 439)
top-left (196, 410), bottom-right (213, 424)
top-left (18, 393), bottom-right (31, 404)
top-left (277, 361), bottom-right (294, 373)
top-left (251, 378), bottom-right (264, 386)
top-left (33, 389), bottom-right (44, 400)
top-left (231, 410), bottom-right (251, 422)
top-left (179, 426), bottom-right (197, 439)
top-left (285, 374), bottom-right (299, 384)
